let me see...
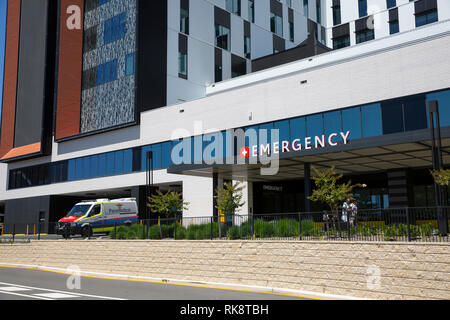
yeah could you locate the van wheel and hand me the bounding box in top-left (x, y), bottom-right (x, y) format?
top-left (82, 226), bottom-right (92, 238)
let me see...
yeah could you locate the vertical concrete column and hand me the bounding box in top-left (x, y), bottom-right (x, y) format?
top-left (182, 176), bottom-right (214, 219)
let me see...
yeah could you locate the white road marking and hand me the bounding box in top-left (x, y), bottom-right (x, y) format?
top-left (0, 281), bottom-right (126, 300)
top-left (0, 290), bottom-right (53, 300)
top-left (33, 293), bottom-right (79, 299)
top-left (0, 286), bottom-right (32, 292)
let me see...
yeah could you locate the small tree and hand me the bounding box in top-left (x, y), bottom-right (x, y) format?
top-left (215, 181), bottom-right (245, 216)
top-left (147, 190), bottom-right (189, 219)
top-left (430, 169), bottom-right (450, 187)
top-left (215, 181), bottom-right (245, 238)
top-left (308, 166), bottom-right (366, 212)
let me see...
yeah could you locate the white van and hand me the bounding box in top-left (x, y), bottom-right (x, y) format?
top-left (56, 198), bottom-right (138, 238)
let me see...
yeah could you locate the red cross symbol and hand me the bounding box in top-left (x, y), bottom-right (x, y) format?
top-left (240, 147), bottom-right (250, 159)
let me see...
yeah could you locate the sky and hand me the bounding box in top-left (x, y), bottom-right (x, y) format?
top-left (0, 0), bottom-right (6, 128)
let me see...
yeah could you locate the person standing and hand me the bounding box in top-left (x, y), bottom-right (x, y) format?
top-left (350, 200), bottom-right (358, 226)
top-left (342, 198), bottom-right (351, 223)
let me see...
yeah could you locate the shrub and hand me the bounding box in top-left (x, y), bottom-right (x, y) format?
top-left (148, 225), bottom-right (162, 240)
top-left (301, 219), bottom-right (316, 236)
top-left (175, 225), bottom-right (186, 240)
top-left (227, 226), bottom-right (241, 240)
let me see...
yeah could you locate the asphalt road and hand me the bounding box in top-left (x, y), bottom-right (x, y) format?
top-left (0, 267), bottom-right (313, 301)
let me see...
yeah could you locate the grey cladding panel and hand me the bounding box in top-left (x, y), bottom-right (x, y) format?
top-left (14, 0), bottom-right (48, 148)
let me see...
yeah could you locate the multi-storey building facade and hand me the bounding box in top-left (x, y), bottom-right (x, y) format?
top-left (0, 0), bottom-right (449, 233)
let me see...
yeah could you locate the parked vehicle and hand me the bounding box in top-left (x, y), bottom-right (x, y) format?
top-left (56, 198), bottom-right (138, 238)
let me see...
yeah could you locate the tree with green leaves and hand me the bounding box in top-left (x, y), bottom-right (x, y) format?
top-left (308, 166), bottom-right (366, 211)
top-left (430, 169), bottom-right (450, 187)
top-left (147, 190), bottom-right (189, 218)
top-left (215, 181), bottom-right (246, 238)
top-left (215, 181), bottom-right (245, 216)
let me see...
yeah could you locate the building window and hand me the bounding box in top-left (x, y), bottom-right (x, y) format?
top-left (316, 0), bottom-right (321, 24)
top-left (355, 28), bottom-right (374, 44)
top-left (332, 35), bottom-right (350, 49)
top-left (178, 52), bottom-right (187, 78)
top-left (303, 0), bottom-right (308, 18)
top-left (332, 2), bottom-right (341, 26)
top-left (231, 54), bottom-right (246, 78)
top-left (96, 59), bottom-right (118, 86)
top-left (215, 24), bottom-right (230, 51)
top-left (104, 12), bottom-right (127, 45)
top-left (226, 0), bottom-right (241, 16)
top-left (415, 9), bottom-right (438, 27)
top-left (180, 8), bottom-right (189, 34)
top-left (244, 36), bottom-right (251, 59)
top-left (386, 0), bottom-right (396, 9)
top-left (270, 12), bottom-right (283, 37)
top-left (389, 20), bottom-right (399, 34)
top-left (289, 21), bottom-right (294, 41)
top-left (248, 0), bottom-right (255, 23)
top-left (358, 0), bottom-right (367, 18)
top-left (125, 53), bottom-right (135, 76)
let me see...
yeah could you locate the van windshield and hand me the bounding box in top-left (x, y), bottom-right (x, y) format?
top-left (66, 205), bottom-right (92, 217)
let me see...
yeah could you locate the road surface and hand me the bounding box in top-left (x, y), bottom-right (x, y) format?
top-left (0, 266), bottom-right (314, 301)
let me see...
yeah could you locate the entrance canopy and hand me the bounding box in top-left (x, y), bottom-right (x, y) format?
top-left (168, 129), bottom-right (450, 182)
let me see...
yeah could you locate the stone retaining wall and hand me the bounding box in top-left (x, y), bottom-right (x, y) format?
top-left (0, 240), bottom-right (449, 300)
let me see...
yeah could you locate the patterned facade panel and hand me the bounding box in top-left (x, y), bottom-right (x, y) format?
top-left (80, 0), bottom-right (137, 134)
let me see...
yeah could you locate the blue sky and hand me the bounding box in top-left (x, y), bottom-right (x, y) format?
top-left (0, 0), bottom-right (6, 127)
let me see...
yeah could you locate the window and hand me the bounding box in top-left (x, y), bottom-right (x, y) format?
top-left (226, 0), bottom-right (241, 16)
top-left (306, 114), bottom-right (324, 138)
top-left (178, 52), bottom-right (187, 78)
top-left (244, 36), bottom-right (251, 58)
top-left (231, 54), bottom-right (246, 78)
top-left (355, 28), bottom-right (374, 44)
top-left (415, 9), bottom-right (438, 27)
top-left (427, 90), bottom-right (450, 127)
top-left (381, 100), bottom-right (404, 134)
top-left (324, 111), bottom-right (342, 139)
top-left (270, 12), bottom-right (283, 37)
top-left (389, 20), bottom-right (399, 34)
top-left (404, 95), bottom-right (427, 132)
top-left (289, 21), bottom-right (294, 41)
top-left (125, 53), bottom-right (135, 76)
top-left (180, 0), bottom-right (189, 35)
top-left (96, 59), bottom-right (118, 85)
top-left (333, 35), bottom-right (350, 49)
top-left (386, 0), bottom-right (396, 9)
top-left (104, 12), bottom-right (127, 45)
top-left (248, 0), bottom-right (255, 23)
top-left (342, 107), bottom-right (362, 139)
top-left (215, 24), bottom-right (230, 51)
top-left (358, 0), bottom-right (367, 18)
top-left (316, 0), bottom-right (321, 24)
top-left (179, 34), bottom-right (188, 79)
top-left (361, 104), bottom-right (382, 138)
top-left (332, 2), bottom-right (341, 26)
top-left (303, 0), bottom-right (309, 18)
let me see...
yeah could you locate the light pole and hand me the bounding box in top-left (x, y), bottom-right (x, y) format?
top-left (429, 100), bottom-right (448, 235)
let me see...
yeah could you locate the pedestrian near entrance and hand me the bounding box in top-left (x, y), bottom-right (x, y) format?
top-left (350, 200), bottom-right (358, 227)
top-left (342, 198), bottom-right (351, 223)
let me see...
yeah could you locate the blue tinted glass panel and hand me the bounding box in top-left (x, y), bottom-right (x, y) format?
top-left (125, 53), bottom-right (135, 76)
top-left (290, 117), bottom-right (306, 139)
top-left (362, 104), bottom-right (382, 138)
top-left (83, 157), bottom-right (90, 179)
top-left (152, 144), bottom-right (162, 170)
top-left (68, 160), bottom-right (76, 181)
top-left (96, 64), bottom-right (104, 85)
top-left (324, 111), bottom-right (342, 139)
top-left (106, 152), bottom-right (115, 176)
top-left (273, 120), bottom-right (290, 143)
top-left (90, 155), bottom-right (99, 178)
top-left (203, 134), bottom-right (217, 162)
top-left (259, 123), bottom-right (273, 145)
top-left (427, 90), bottom-right (450, 127)
top-left (306, 114), bottom-right (324, 137)
top-left (120, 12), bottom-right (127, 37)
top-left (141, 146), bottom-right (151, 171)
top-left (342, 107), bottom-right (362, 140)
top-left (115, 150), bottom-right (124, 174)
top-left (381, 100), bottom-right (404, 134)
top-left (98, 154), bottom-right (107, 177)
top-left (245, 125), bottom-right (259, 148)
top-left (75, 158), bottom-right (84, 180)
top-left (162, 142), bottom-right (173, 168)
top-left (104, 19), bottom-right (111, 44)
top-left (404, 95), bottom-right (427, 132)
top-left (123, 149), bottom-right (132, 173)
